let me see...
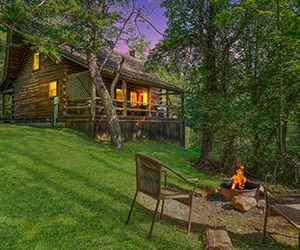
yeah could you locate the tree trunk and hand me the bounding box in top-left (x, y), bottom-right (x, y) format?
top-left (298, 124), bottom-right (300, 146)
top-left (87, 51), bottom-right (123, 148)
top-left (277, 0), bottom-right (283, 171)
top-left (282, 120), bottom-right (287, 151)
top-left (110, 57), bottom-right (124, 100)
top-left (220, 130), bottom-right (237, 173)
top-left (199, 122), bottom-right (213, 166)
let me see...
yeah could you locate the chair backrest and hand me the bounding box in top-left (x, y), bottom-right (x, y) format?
top-left (135, 154), bottom-right (163, 199)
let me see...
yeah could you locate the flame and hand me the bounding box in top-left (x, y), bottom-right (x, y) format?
top-left (231, 162), bottom-right (247, 189)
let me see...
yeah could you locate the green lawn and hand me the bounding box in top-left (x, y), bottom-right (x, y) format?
top-left (0, 124), bottom-right (297, 250)
top-left (0, 124), bottom-right (220, 249)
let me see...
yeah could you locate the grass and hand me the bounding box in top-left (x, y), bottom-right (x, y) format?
top-left (0, 124), bottom-right (298, 249)
top-left (0, 124), bottom-right (220, 249)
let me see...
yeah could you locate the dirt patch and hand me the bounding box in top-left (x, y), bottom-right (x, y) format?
top-left (138, 189), bottom-right (299, 249)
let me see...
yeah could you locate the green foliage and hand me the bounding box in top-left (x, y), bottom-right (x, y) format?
top-left (0, 95), bottom-right (12, 118)
top-left (125, 34), bottom-right (151, 60)
top-left (149, 64), bottom-right (186, 117)
top-left (146, 0), bottom-right (300, 187)
top-left (0, 29), bottom-right (6, 78)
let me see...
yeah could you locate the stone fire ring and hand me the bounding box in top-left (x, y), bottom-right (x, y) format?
top-left (220, 182), bottom-right (260, 201)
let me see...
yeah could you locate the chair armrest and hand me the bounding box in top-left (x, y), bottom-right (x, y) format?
top-left (275, 194), bottom-right (300, 198)
top-left (264, 186), bottom-right (300, 199)
top-left (162, 164), bottom-right (198, 183)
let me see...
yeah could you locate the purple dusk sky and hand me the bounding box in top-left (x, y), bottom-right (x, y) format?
top-left (115, 0), bottom-right (167, 54)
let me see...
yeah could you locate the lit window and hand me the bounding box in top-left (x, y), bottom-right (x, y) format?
top-left (130, 91), bottom-right (137, 107)
top-left (116, 89), bottom-right (123, 100)
top-left (143, 93), bottom-right (148, 103)
top-left (49, 81), bottom-right (57, 97)
top-left (33, 52), bottom-right (40, 70)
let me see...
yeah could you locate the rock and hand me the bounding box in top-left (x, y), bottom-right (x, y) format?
top-left (232, 196), bottom-right (257, 212)
top-left (203, 226), bottom-right (233, 250)
top-left (259, 186), bottom-right (265, 196)
top-left (202, 185), bottom-right (216, 198)
top-left (257, 199), bottom-right (266, 209)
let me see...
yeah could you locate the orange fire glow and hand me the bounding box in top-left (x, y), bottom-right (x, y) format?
top-left (231, 162), bottom-right (247, 189)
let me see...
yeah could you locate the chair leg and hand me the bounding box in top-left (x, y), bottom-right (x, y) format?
top-left (160, 199), bottom-right (165, 219)
top-left (126, 191), bottom-right (138, 224)
top-left (262, 208), bottom-right (268, 244)
top-left (187, 203), bottom-right (193, 235)
top-left (148, 200), bottom-right (160, 240)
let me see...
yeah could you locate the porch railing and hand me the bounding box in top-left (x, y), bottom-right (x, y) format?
top-left (65, 97), bottom-right (178, 118)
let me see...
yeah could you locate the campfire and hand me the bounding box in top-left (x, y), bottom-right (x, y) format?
top-left (220, 160), bottom-right (260, 201)
top-left (231, 162), bottom-right (247, 190)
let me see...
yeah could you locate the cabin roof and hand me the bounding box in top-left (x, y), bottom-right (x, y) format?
top-left (0, 23), bottom-right (185, 93)
top-left (59, 46), bottom-right (185, 93)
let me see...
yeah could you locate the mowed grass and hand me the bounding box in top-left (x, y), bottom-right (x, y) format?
top-left (0, 124), bottom-right (221, 249)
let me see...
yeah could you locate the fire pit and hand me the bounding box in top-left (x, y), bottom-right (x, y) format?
top-left (220, 181), bottom-right (260, 201)
top-left (219, 160), bottom-right (260, 201)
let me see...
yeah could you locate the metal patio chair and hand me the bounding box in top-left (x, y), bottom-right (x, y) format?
top-left (262, 186), bottom-right (300, 249)
top-left (126, 153), bottom-right (198, 240)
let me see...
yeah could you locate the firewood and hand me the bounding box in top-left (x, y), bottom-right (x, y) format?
top-left (203, 226), bottom-right (232, 250)
top-left (201, 185), bottom-right (216, 198)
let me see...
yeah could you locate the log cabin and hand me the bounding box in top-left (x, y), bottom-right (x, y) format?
top-left (0, 28), bottom-right (186, 146)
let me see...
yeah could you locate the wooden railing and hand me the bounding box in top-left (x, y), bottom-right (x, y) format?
top-left (65, 97), bottom-right (178, 118)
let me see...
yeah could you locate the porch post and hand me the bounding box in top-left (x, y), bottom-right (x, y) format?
top-left (147, 86), bottom-right (151, 117)
top-left (1, 93), bottom-right (5, 118)
top-left (166, 90), bottom-right (169, 118)
top-left (122, 80), bottom-right (127, 116)
top-left (181, 93), bottom-right (185, 147)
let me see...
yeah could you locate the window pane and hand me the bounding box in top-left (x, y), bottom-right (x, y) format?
top-left (33, 52), bottom-right (40, 70)
top-left (49, 81), bottom-right (57, 97)
top-left (130, 92), bottom-right (137, 102)
top-left (116, 89), bottom-right (123, 100)
top-left (130, 92), bottom-right (137, 107)
top-left (143, 93), bottom-right (148, 103)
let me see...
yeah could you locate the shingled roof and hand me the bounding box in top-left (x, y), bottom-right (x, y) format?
top-left (60, 46), bottom-right (185, 93)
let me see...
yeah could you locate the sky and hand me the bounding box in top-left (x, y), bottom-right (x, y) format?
top-left (114, 0), bottom-right (167, 54)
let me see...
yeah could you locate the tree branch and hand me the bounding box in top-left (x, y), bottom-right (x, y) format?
top-left (110, 57), bottom-right (125, 100)
top-left (99, 6), bottom-right (135, 73)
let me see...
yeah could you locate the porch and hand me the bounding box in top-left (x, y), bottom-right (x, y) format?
top-left (64, 71), bottom-right (185, 146)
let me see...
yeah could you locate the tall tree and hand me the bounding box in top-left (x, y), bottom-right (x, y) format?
top-left (147, 0), bottom-right (255, 166)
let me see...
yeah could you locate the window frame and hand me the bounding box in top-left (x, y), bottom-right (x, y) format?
top-left (33, 52), bottom-right (40, 71)
top-left (142, 92), bottom-right (148, 104)
top-left (116, 88), bottom-right (123, 101)
top-left (130, 91), bottom-right (138, 107)
top-left (49, 80), bottom-right (58, 98)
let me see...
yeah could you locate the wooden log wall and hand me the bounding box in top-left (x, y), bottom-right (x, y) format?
top-left (12, 47), bottom-right (65, 123)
